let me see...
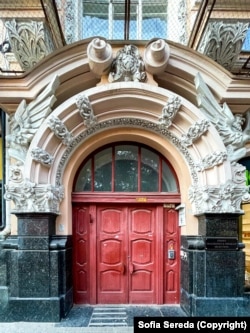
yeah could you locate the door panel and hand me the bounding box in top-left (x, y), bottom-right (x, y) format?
top-left (163, 207), bottom-right (180, 303)
top-left (97, 207), bottom-right (127, 303)
top-left (128, 207), bottom-right (157, 303)
top-left (73, 205), bottom-right (90, 304)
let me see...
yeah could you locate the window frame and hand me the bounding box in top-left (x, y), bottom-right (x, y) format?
top-left (73, 142), bottom-right (179, 194)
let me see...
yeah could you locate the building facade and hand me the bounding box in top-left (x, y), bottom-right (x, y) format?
top-left (0, 0), bottom-right (250, 322)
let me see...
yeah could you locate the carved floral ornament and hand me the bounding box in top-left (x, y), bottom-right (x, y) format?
top-left (3, 48), bottom-right (250, 215)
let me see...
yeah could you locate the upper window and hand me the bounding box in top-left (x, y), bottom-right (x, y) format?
top-left (82, 0), bottom-right (168, 40)
top-left (242, 28), bottom-right (250, 51)
top-left (74, 143), bottom-right (179, 192)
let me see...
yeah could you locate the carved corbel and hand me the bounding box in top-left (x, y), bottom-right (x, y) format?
top-left (75, 94), bottom-right (97, 127)
top-left (159, 95), bottom-right (181, 128)
top-left (181, 119), bottom-right (210, 146)
top-left (195, 151), bottom-right (228, 171)
top-left (47, 115), bottom-right (73, 145)
top-left (30, 147), bottom-right (54, 167)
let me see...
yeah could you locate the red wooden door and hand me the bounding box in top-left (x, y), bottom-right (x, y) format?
top-left (73, 205), bottom-right (91, 304)
top-left (128, 207), bottom-right (158, 304)
top-left (73, 203), bottom-right (179, 304)
top-left (97, 206), bottom-right (158, 304)
top-left (97, 206), bottom-right (128, 303)
top-left (163, 206), bottom-right (180, 303)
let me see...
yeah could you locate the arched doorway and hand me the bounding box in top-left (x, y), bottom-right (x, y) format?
top-left (72, 142), bottom-right (181, 305)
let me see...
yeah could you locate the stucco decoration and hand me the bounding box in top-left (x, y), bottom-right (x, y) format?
top-left (0, 162), bottom-right (24, 237)
top-left (189, 73), bottom-right (250, 213)
top-left (108, 45), bottom-right (147, 82)
top-left (6, 75), bottom-right (60, 162)
top-left (5, 19), bottom-right (55, 71)
top-left (195, 72), bottom-right (250, 162)
top-left (159, 95), bottom-right (182, 128)
top-left (55, 117), bottom-right (198, 187)
top-left (5, 181), bottom-right (64, 213)
top-left (3, 161), bottom-right (64, 215)
top-left (181, 119), bottom-right (210, 146)
top-left (144, 39), bottom-right (170, 75)
top-left (195, 151), bottom-right (228, 171)
top-left (47, 115), bottom-right (73, 145)
top-left (30, 147), bottom-right (54, 167)
top-left (198, 21), bottom-right (248, 72)
top-left (189, 162), bottom-right (250, 214)
top-left (87, 38), bottom-right (113, 77)
top-left (76, 94), bottom-right (97, 127)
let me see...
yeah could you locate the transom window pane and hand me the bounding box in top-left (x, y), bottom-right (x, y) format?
top-left (115, 145), bottom-right (138, 191)
top-left (74, 143), bottom-right (179, 193)
top-left (75, 159), bottom-right (92, 191)
top-left (94, 148), bottom-right (112, 191)
top-left (141, 147), bottom-right (159, 191)
top-left (162, 160), bottom-right (178, 192)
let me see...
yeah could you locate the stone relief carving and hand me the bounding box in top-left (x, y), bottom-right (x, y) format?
top-left (159, 95), bottom-right (182, 128)
top-left (34, 184), bottom-right (64, 213)
top-left (75, 94), bottom-right (97, 127)
top-left (195, 72), bottom-right (250, 162)
top-left (30, 147), bottom-right (54, 167)
top-left (8, 161), bottom-right (24, 184)
top-left (56, 117), bottom-right (198, 187)
top-left (47, 115), bottom-right (73, 145)
top-left (3, 161), bottom-right (63, 217)
top-left (0, 162), bottom-right (24, 237)
top-left (195, 151), bottom-right (228, 171)
top-left (181, 119), bottom-right (210, 146)
top-left (87, 38), bottom-right (171, 78)
top-left (5, 19), bottom-right (55, 71)
top-left (198, 21), bottom-right (248, 71)
top-left (178, 0), bottom-right (188, 45)
top-left (53, 114), bottom-right (250, 214)
top-left (189, 161), bottom-right (250, 214)
top-left (108, 44), bottom-right (147, 83)
top-left (6, 75), bottom-right (60, 162)
top-left (64, 0), bottom-right (78, 44)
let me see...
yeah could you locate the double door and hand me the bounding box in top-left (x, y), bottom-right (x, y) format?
top-left (73, 203), bottom-right (179, 304)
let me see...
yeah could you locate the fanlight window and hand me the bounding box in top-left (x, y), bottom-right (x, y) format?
top-left (74, 143), bottom-right (179, 192)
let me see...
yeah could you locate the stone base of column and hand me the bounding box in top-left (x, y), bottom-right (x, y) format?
top-left (181, 289), bottom-right (250, 316)
top-left (0, 213), bottom-right (73, 322)
top-left (180, 213), bottom-right (249, 316)
top-left (0, 295), bottom-right (72, 322)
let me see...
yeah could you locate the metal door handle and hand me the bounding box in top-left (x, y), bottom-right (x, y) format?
top-left (129, 262), bottom-right (134, 274)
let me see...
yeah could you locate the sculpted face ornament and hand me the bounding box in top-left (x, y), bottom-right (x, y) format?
top-left (108, 44), bottom-right (147, 82)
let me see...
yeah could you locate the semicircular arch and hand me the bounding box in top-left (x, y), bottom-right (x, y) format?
top-left (25, 82), bottom-right (231, 234)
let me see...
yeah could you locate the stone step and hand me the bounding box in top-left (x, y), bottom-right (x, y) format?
top-left (88, 307), bottom-right (128, 327)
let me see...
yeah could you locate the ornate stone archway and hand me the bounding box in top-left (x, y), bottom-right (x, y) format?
top-left (4, 77), bottom-right (248, 235)
top-left (1, 40), bottom-right (250, 321)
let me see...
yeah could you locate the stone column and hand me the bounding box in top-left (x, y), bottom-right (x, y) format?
top-left (0, 213), bottom-right (72, 322)
top-left (180, 213), bottom-right (249, 316)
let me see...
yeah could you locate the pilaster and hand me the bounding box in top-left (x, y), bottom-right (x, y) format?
top-left (0, 213), bottom-right (73, 322)
top-left (180, 213), bottom-right (250, 316)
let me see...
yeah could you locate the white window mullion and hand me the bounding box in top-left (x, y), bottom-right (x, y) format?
top-left (138, 0), bottom-right (142, 39)
top-left (109, 1), bottom-right (113, 39)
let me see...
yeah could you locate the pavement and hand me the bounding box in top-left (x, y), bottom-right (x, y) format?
top-left (0, 305), bottom-right (187, 333)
